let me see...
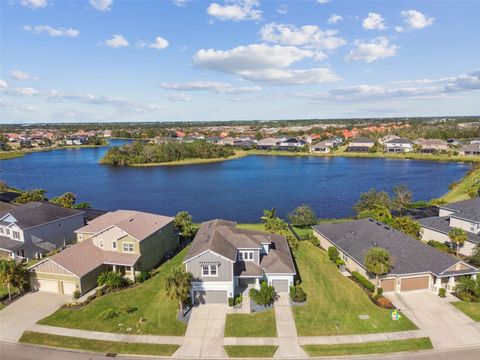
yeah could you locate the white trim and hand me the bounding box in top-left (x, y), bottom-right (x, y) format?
top-left (183, 249), bottom-right (235, 264)
top-left (201, 264), bottom-right (218, 277)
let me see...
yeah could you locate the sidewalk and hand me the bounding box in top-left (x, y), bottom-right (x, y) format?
top-left (298, 330), bottom-right (426, 345)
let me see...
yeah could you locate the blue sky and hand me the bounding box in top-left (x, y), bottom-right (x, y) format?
top-left (1, 0), bottom-right (479, 123)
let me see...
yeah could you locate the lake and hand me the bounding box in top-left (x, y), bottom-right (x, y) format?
top-left (0, 139), bottom-right (472, 223)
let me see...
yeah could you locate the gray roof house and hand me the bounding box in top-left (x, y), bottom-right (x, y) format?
top-left (384, 138), bottom-right (414, 153)
top-left (0, 202), bottom-right (85, 261)
top-left (313, 219), bottom-right (478, 294)
top-left (420, 197), bottom-right (480, 256)
top-left (184, 219), bottom-right (296, 304)
top-left (347, 137), bottom-right (375, 152)
top-left (459, 143), bottom-right (480, 156)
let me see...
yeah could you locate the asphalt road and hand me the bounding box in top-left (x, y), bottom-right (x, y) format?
top-left (1, 342), bottom-right (480, 360)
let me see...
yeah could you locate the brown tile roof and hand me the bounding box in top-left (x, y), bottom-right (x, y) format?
top-left (75, 210), bottom-right (174, 242)
top-left (38, 238), bottom-right (141, 277)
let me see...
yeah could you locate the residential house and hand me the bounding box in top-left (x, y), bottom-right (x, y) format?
top-left (28, 210), bottom-right (178, 296)
top-left (413, 138), bottom-right (449, 153)
top-left (233, 140), bottom-right (256, 149)
top-left (184, 220), bottom-right (296, 304)
top-left (310, 137), bottom-right (342, 153)
top-left (217, 137), bottom-right (238, 146)
top-left (459, 143), bottom-right (480, 156)
top-left (0, 202), bottom-right (85, 261)
top-left (347, 137), bottom-right (375, 152)
top-left (384, 138), bottom-right (413, 153)
top-left (313, 219), bottom-right (478, 294)
top-left (278, 138), bottom-right (306, 150)
top-left (471, 139), bottom-right (480, 144)
top-left (419, 197), bottom-right (480, 256)
top-left (257, 137), bottom-right (282, 150)
top-left (378, 135), bottom-right (400, 145)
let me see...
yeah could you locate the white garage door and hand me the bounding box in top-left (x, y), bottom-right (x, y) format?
top-left (61, 282), bottom-right (77, 295)
top-left (272, 280), bottom-right (289, 293)
top-left (35, 279), bottom-right (58, 293)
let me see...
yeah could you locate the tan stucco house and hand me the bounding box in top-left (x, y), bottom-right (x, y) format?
top-left (313, 219), bottom-right (478, 294)
top-left (28, 210), bottom-right (178, 296)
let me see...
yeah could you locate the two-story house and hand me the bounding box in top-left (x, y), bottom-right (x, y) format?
top-left (28, 210), bottom-right (178, 296)
top-left (383, 138), bottom-right (414, 153)
top-left (419, 197), bottom-right (479, 256)
top-left (0, 202), bottom-right (85, 261)
top-left (183, 220), bottom-right (296, 305)
top-left (347, 136), bottom-right (375, 152)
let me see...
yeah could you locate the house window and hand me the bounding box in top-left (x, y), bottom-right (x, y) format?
top-left (12, 231), bottom-right (20, 240)
top-left (201, 265), bottom-right (218, 277)
top-left (5, 228), bottom-right (10, 236)
top-left (238, 251), bottom-right (254, 261)
top-left (123, 243), bottom-right (135, 252)
top-left (113, 241), bottom-right (117, 249)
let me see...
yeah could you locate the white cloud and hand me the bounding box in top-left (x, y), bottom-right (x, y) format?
top-left (346, 36), bottom-right (398, 62)
top-left (400, 10), bottom-right (434, 30)
top-left (395, 26), bottom-right (404, 33)
top-left (260, 23), bottom-right (346, 50)
top-left (328, 14), bottom-right (342, 24)
top-left (173, 0), bottom-right (189, 6)
top-left (159, 81), bottom-right (261, 94)
top-left (140, 36), bottom-right (169, 50)
top-left (10, 70), bottom-right (38, 81)
top-left (276, 4), bottom-right (288, 15)
top-left (207, 0), bottom-right (262, 21)
top-left (194, 43), bottom-right (339, 85)
top-left (362, 12), bottom-right (386, 30)
top-left (0, 80), bottom-right (8, 88)
top-left (23, 25), bottom-right (79, 37)
top-left (6, 87), bottom-right (40, 96)
top-left (104, 34), bottom-right (129, 48)
top-left (20, 0), bottom-right (47, 9)
top-left (317, 0), bottom-right (330, 4)
top-left (167, 94), bottom-right (191, 102)
top-left (90, 0), bottom-right (113, 12)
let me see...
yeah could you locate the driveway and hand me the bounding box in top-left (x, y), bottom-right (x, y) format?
top-left (387, 290), bottom-right (480, 349)
top-left (173, 304), bottom-right (227, 358)
top-left (0, 291), bottom-right (69, 342)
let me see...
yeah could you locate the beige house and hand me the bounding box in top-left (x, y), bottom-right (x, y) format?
top-left (28, 210), bottom-right (178, 296)
top-left (413, 138), bottom-right (449, 153)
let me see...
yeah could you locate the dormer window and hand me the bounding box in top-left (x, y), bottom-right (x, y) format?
top-left (238, 251), bottom-right (254, 261)
top-left (12, 231), bottom-right (20, 240)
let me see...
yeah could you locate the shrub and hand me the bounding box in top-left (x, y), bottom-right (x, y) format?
top-left (135, 271), bottom-right (150, 283)
top-left (97, 271), bottom-right (125, 291)
top-left (335, 258), bottom-right (346, 267)
top-left (438, 288), bottom-right (446, 298)
top-left (290, 284), bottom-right (307, 303)
top-left (249, 281), bottom-right (278, 306)
top-left (427, 240), bottom-right (453, 254)
top-left (286, 235), bottom-right (299, 253)
top-left (351, 271), bottom-right (375, 293)
top-left (234, 295), bottom-right (243, 306)
top-left (100, 308), bottom-right (120, 320)
top-left (73, 290), bottom-right (81, 299)
top-left (307, 234), bottom-right (320, 247)
top-left (374, 296), bottom-right (394, 309)
top-left (328, 247), bottom-right (339, 262)
top-left (228, 297), bottom-right (234, 307)
top-left (377, 287), bottom-right (383, 296)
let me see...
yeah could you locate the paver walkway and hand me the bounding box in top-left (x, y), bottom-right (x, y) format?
top-left (29, 324), bottom-right (183, 344)
top-left (273, 293), bottom-right (308, 358)
top-left (0, 292), bottom-right (68, 342)
top-left (387, 290), bottom-right (480, 349)
top-left (173, 304), bottom-right (227, 358)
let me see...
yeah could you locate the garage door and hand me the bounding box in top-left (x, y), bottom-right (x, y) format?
top-left (380, 278), bottom-right (396, 292)
top-left (33, 279), bottom-right (58, 293)
top-left (61, 281), bottom-right (77, 295)
top-left (400, 276), bottom-right (430, 291)
top-left (194, 290), bottom-right (227, 305)
top-left (272, 280), bottom-right (289, 293)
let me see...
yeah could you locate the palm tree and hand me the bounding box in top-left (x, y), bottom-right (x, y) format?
top-left (364, 247), bottom-right (392, 295)
top-left (448, 228), bottom-right (468, 258)
top-left (165, 267), bottom-right (193, 315)
top-left (261, 208), bottom-right (276, 223)
top-left (0, 259), bottom-right (27, 301)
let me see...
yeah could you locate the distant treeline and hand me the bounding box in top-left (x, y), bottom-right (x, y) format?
top-left (100, 140), bottom-right (235, 166)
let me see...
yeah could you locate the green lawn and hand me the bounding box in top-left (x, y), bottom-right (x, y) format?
top-left (302, 338), bottom-right (432, 356)
top-left (452, 301), bottom-right (480, 322)
top-left (224, 345), bottom-right (278, 358)
top-left (225, 310), bottom-right (277, 337)
top-left (38, 247), bottom-right (189, 336)
top-left (20, 331), bottom-right (179, 356)
top-left (441, 166), bottom-right (480, 203)
top-left (237, 223), bottom-right (266, 232)
top-left (293, 242), bottom-right (416, 335)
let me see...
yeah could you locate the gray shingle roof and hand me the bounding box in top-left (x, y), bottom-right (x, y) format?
top-left (439, 197), bottom-right (480, 223)
top-left (313, 219), bottom-right (473, 276)
top-left (385, 138), bottom-right (412, 144)
top-left (419, 216), bottom-right (480, 244)
top-left (0, 202), bottom-right (84, 229)
top-left (0, 236), bottom-right (23, 251)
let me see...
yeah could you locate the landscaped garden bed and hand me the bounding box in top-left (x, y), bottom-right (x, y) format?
top-left (224, 345), bottom-right (278, 358)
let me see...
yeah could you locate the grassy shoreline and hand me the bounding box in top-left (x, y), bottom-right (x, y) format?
top-left (130, 150), bottom-right (248, 167)
top-left (0, 143), bottom-right (108, 161)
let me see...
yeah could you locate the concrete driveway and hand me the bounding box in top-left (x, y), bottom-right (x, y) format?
top-left (0, 291), bottom-right (69, 342)
top-left (387, 290), bottom-right (480, 349)
top-left (173, 304), bottom-right (227, 358)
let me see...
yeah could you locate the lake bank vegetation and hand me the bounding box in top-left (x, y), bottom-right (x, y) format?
top-left (100, 140), bottom-right (236, 166)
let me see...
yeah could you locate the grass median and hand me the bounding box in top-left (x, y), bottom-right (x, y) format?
top-left (225, 310), bottom-right (277, 337)
top-left (224, 345), bottom-right (278, 358)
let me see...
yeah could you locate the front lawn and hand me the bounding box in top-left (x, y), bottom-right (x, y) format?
top-left (293, 242), bottom-right (416, 335)
top-left (302, 338), bottom-right (432, 356)
top-left (20, 331), bottom-right (179, 356)
top-left (38, 247), bottom-right (189, 336)
top-left (224, 345), bottom-right (278, 358)
top-left (225, 310), bottom-right (277, 337)
top-left (452, 301), bottom-right (480, 322)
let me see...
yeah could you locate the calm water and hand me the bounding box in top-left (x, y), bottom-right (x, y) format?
top-left (0, 139), bottom-right (472, 222)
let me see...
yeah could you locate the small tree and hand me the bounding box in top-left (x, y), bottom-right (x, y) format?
top-left (353, 189), bottom-right (391, 214)
top-left (0, 181), bottom-right (8, 192)
top-left (288, 205), bottom-right (317, 228)
top-left (467, 180), bottom-right (480, 199)
top-left (50, 192), bottom-right (76, 208)
top-left (357, 204), bottom-right (392, 222)
top-left (392, 185), bottom-right (413, 213)
top-left (448, 228), bottom-right (468, 258)
top-left (165, 267), bottom-right (193, 315)
top-left (13, 189), bottom-right (48, 204)
top-left (97, 271), bottom-right (124, 291)
top-left (249, 281), bottom-right (278, 306)
top-left (391, 216), bottom-right (421, 239)
top-left (174, 211), bottom-right (197, 240)
top-left (261, 208), bottom-right (287, 234)
top-left (0, 259), bottom-right (27, 301)
top-left (364, 247), bottom-right (392, 295)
